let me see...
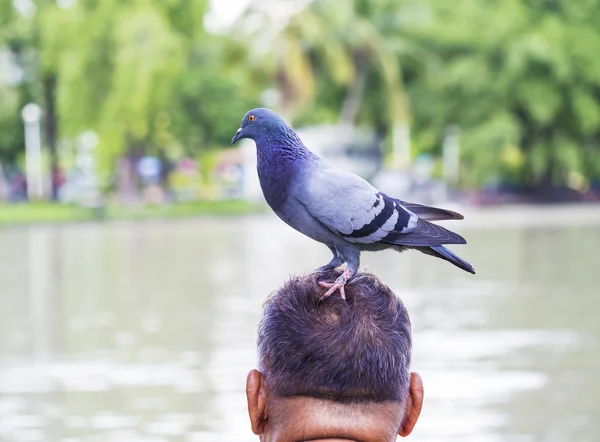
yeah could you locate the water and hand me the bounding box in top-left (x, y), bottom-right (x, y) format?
top-left (0, 207), bottom-right (599, 442)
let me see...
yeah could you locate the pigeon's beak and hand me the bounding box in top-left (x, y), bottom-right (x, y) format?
top-left (231, 128), bottom-right (243, 145)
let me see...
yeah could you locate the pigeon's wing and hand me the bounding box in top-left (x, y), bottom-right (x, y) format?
top-left (293, 168), bottom-right (465, 245)
top-left (290, 168), bottom-right (400, 243)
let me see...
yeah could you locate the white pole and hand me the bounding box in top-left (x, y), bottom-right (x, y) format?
top-left (22, 103), bottom-right (44, 200)
top-left (77, 130), bottom-right (101, 208)
top-left (442, 125), bottom-right (460, 186)
top-left (392, 122), bottom-right (411, 170)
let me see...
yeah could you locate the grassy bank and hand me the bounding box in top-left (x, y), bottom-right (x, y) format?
top-left (0, 200), bottom-right (264, 226)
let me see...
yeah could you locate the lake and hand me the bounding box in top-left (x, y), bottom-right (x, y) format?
top-left (0, 205), bottom-right (599, 441)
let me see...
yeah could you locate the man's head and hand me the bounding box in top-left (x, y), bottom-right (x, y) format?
top-left (247, 270), bottom-right (423, 441)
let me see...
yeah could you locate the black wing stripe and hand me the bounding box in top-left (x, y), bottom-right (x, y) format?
top-left (392, 201), bottom-right (413, 233)
top-left (342, 193), bottom-right (394, 239)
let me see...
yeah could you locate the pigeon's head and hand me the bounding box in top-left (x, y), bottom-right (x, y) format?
top-left (231, 108), bottom-right (289, 144)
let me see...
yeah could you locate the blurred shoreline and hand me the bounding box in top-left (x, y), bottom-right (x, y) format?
top-left (459, 203), bottom-right (600, 229)
top-left (1, 201), bottom-right (599, 229)
top-left (0, 200), bottom-right (264, 227)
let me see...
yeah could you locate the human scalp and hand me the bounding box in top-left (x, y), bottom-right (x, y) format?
top-left (257, 269), bottom-right (412, 404)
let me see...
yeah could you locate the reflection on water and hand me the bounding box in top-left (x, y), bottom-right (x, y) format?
top-left (0, 209), bottom-right (599, 442)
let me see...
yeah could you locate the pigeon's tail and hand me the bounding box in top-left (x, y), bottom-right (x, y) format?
top-left (415, 245), bottom-right (476, 274)
top-left (400, 201), bottom-right (464, 221)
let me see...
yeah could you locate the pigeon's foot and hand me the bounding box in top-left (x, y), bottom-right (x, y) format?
top-left (319, 280), bottom-right (346, 300)
top-left (319, 268), bottom-right (351, 300)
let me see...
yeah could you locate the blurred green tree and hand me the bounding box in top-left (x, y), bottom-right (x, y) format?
top-left (0, 0), bottom-right (30, 171)
top-left (407, 0), bottom-right (600, 191)
top-left (0, 0), bottom-right (260, 177)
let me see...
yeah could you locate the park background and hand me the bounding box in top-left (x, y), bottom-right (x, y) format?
top-left (0, 0), bottom-right (599, 441)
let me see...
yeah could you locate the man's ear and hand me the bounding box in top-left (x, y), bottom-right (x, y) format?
top-left (399, 372), bottom-right (424, 437)
top-left (246, 369), bottom-right (268, 435)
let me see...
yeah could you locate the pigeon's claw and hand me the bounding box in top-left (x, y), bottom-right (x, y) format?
top-left (319, 280), bottom-right (346, 300)
top-left (318, 268), bottom-right (351, 300)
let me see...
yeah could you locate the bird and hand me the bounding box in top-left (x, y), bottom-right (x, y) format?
top-left (232, 108), bottom-right (475, 299)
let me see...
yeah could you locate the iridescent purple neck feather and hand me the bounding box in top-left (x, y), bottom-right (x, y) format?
top-left (255, 125), bottom-right (317, 212)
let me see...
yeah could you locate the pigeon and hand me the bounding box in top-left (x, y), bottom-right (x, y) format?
top-left (232, 108), bottom-right (475, 299)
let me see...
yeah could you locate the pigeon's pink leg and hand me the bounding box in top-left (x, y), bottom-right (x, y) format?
top-left (319, 268), bottom-right (351, 300)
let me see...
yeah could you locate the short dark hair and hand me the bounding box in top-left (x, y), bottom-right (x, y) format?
top-left (257, 269), bottom-right (412, 403)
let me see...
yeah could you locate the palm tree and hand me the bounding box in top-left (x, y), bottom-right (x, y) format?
top-left (235, 0), bottom-right (424, 166)
top-left (239, 1), bottom-right (407, 117)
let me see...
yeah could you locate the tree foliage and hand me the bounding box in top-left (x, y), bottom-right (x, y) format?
top-left (406, 0), bottom-right (600, 188)
top-left (237, 0), bottom-right (418, 130)
top-left (0, 0), bottom-right (599, 192)
top-left (0, 0), bottom-right (259, 172)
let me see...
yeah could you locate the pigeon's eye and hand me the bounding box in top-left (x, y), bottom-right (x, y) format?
top-left (248, 115), bottom-right (256, 122)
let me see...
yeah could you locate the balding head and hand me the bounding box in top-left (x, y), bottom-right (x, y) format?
top-left (246, 270), bottom-right (423, 441)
